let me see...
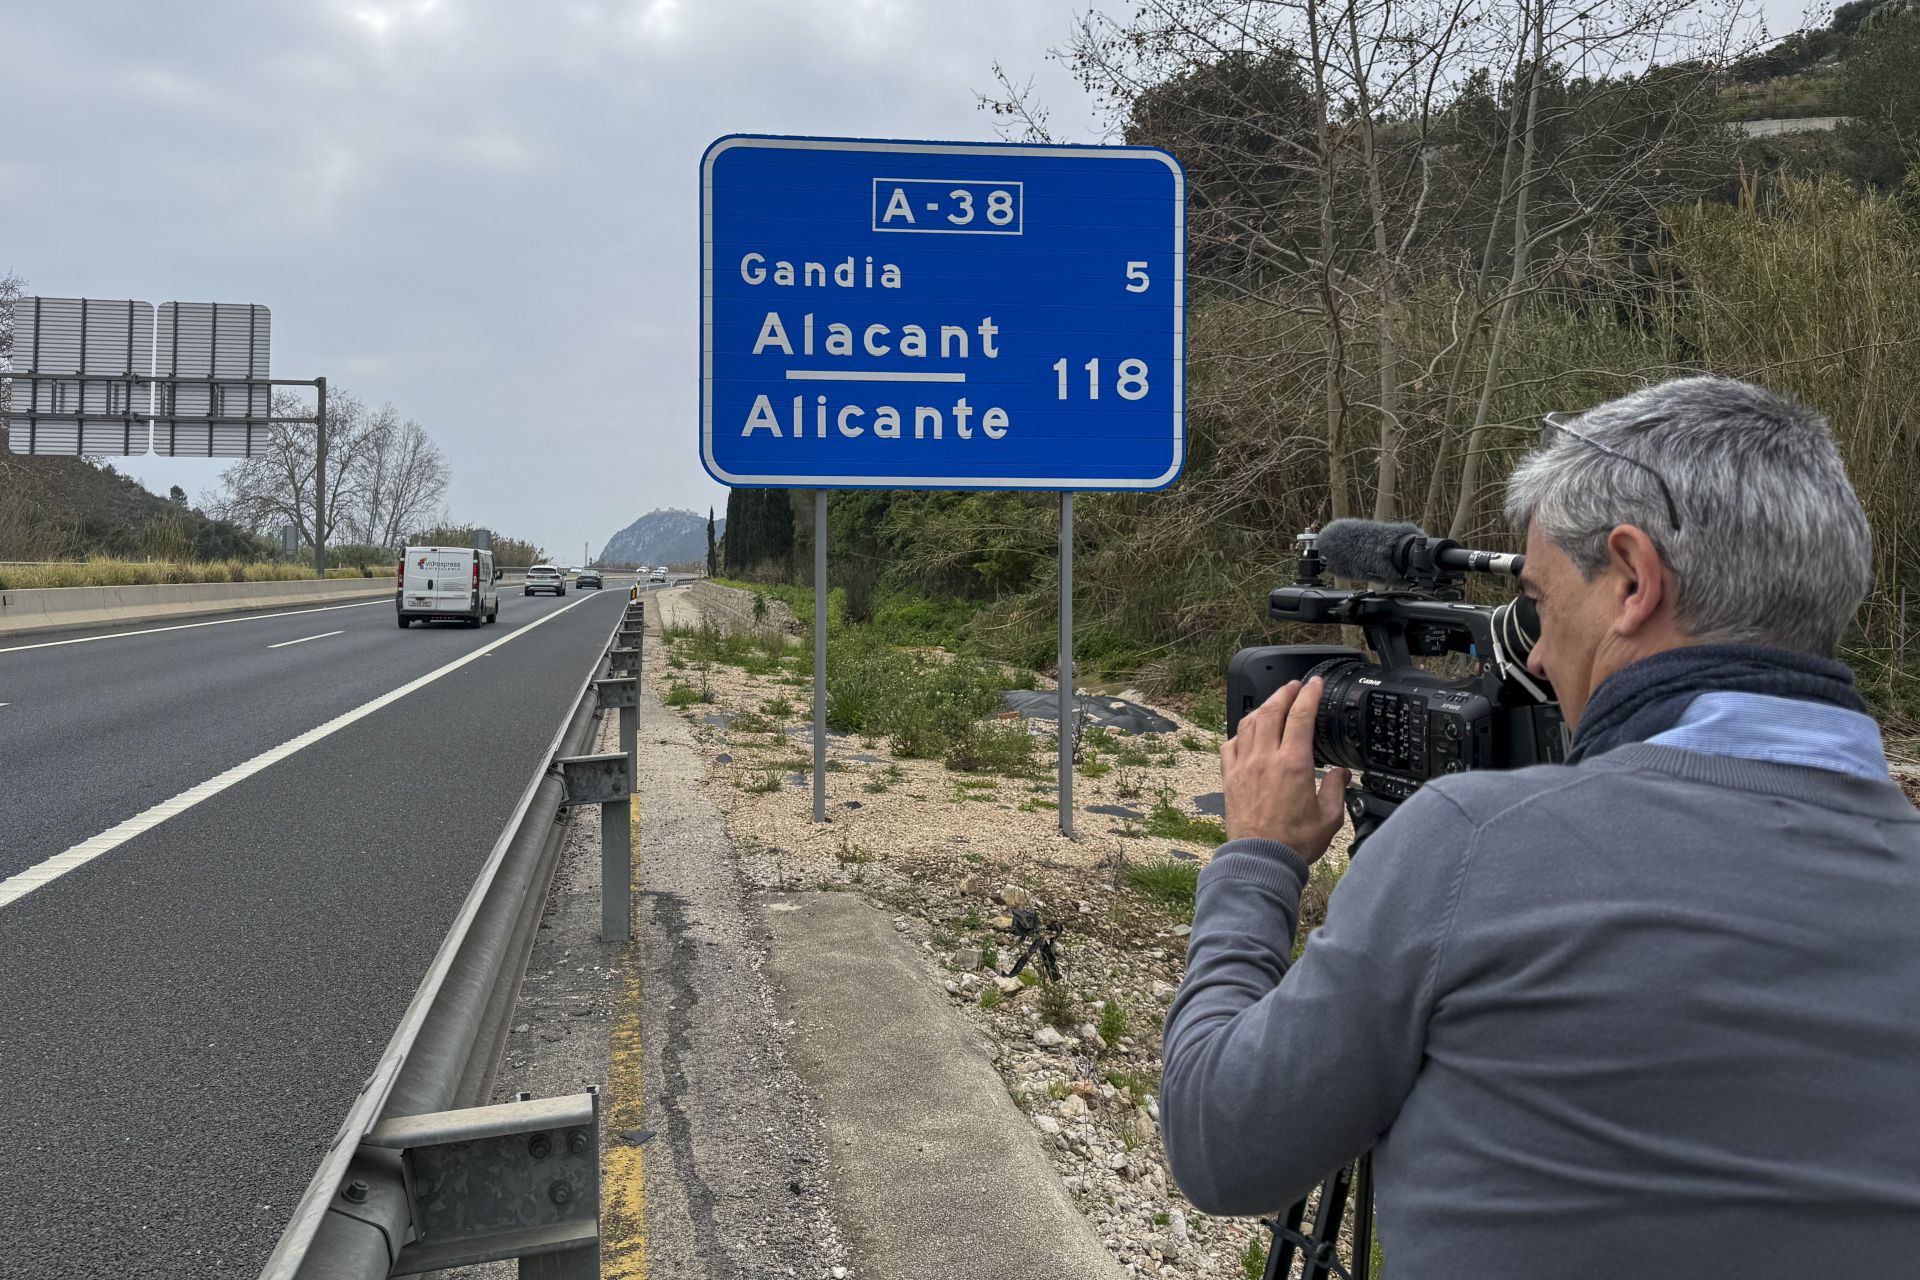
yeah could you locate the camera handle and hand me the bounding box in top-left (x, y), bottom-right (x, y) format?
top-left (1263, 1154), bottom-right (1373, 1280)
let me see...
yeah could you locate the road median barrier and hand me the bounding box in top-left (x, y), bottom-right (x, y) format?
top-left (0, 576), bottom-right (399, 639)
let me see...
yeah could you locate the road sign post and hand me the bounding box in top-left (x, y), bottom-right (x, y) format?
top-left (702, 135), bottom-right (1185, 832)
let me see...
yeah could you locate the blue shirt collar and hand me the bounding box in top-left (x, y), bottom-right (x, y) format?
top-left (1645, 691), bottom-right (1888, 781)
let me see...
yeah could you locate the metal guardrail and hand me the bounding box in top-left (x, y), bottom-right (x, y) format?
top-left (260, 597), bottom-right (646, 1279)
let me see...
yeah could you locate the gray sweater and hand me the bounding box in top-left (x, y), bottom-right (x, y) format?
top-left (1163, 744), bottom-right (1920, 1277)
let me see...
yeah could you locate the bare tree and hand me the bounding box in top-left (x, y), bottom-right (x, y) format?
top-left (1009, 0), bottom-right (1752, 536)
top-left (206, 389), bottom-right (374, 548)
top-left (347, 405), bottom-right (449, 548)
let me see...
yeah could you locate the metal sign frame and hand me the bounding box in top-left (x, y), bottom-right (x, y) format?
top-left (700, 134), bottom-right (1187, 492)
top-left (3, 298), bottom-right (284, 457)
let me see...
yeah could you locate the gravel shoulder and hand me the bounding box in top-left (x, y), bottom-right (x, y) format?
top-left (651, 582), bottom-right (1360, 1279)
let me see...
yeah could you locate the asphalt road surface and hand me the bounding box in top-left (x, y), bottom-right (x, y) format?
top-left (0, 580), bottom-right (636, 1279)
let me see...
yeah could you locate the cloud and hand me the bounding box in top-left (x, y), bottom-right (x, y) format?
top-left (7, 0), bottom-right (1120, 555)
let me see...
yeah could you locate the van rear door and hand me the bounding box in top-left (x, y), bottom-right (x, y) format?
top-left (403, 547), bottom-right (477, 616)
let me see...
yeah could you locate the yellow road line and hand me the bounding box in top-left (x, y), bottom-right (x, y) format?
top-left (602, 800), bottom-right (648, 1279)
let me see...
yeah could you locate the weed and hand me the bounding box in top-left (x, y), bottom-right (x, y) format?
top-left (763, 696), bottom-right (795, 719)
top-left (979, 988), bottom-right (1004, 1011)
top-left (1144, 788), bottom-right (1227, 847)
top-left (1037, 980), bottom-right (1077, 1030)
top-left (1098, 999), bottom-right (1129, 1044)
top-left (1179, 733), bottom-right (1208, 752)
top-left (1105, 1067), bottom-right (1159, 1098)
top-left (730, 709), bottom-right (771, 733)
top-left (667, 655), bottom-right (687, 670)
top-left (664, 682), bottom-right (700, 708)
top-left (1114, 766), bottom-right (1144, 800)
top-left (1122, 858), bottom-right (1200, 911)
top-left (1048, 1080), bottom-right (1071, 1101)
top-left (960, 906), bottom-right (982, 930)
top-left (1153, 1211), bottom-right (1170, 1226)
top-left (1019, 798), bottom-right (1059, 812)
top-left (1240, 1238), bottom-right (1268, 1280)
top-left (1079, 754), bottom-right (1112, 779)
top-left (956, 778), bottom-right (997, 791)
top-left (1018, 968), bottom-right (1041, 987)
top-left (980, 940), bottom-right (999, 969)
top-left (743, 768), bottom-right (784, 794)
top-left (931, 926), bottom-right (958, 951)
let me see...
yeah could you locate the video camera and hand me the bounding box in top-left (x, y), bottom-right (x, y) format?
top-left (1227, 520), bottom-right (1566, 850)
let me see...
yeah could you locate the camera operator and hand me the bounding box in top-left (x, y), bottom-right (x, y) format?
top-left (1161, 376), bottom-right (1920, 1275)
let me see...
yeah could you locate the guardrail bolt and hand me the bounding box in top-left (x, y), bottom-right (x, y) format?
top-left (529, 1133), bottom-right (553, 1159)
top-left (342, 1180), bottom-right (369, 1204)
top-left (567, 1129), bottom-right (590, 1155)
top-left (549, 1179), bottom-right (573, 1206)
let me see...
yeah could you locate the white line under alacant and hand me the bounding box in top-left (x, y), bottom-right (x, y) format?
top-left (267, 630), bottom-right (345, 650)
top-left (0, 598), bottom-right (386, 656)
top-left (0, 592), bottom-right (603, 911)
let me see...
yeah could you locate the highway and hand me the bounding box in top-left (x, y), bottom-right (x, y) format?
top-left (0, 582), bottom-right (632, 1279)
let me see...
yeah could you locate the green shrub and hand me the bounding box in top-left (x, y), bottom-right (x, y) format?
top-left (1144, 790), bottom-right (1227, 847)
top-left (1098, 999), bottom-right (1129, 1044)
top-left (944, 719), bottom-right (1039, 776)
top-left (664, 682), bottom-right (700, 707)
top-left (763, 696), bottom-right (796, 719)
top-left (1122, 858), bottom-right (1200, 911)
top-left (1037, 981), bottom-right (1078, 1031)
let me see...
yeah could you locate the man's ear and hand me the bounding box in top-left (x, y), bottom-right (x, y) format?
top-left (1605, 524), bottom-right (1671, 638)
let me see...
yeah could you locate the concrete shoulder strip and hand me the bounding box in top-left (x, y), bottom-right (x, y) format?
top-left (0, 592), bottom-right (601, 912)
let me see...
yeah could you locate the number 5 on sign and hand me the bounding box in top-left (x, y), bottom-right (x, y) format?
top-left (1126, 261), bottom-right (1150, 292)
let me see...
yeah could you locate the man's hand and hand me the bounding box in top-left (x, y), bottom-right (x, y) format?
top-left (1221, 676), bottom-right (1351, 863)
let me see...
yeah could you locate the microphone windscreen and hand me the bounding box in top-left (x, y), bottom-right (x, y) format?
top-left (1316, 519), bottom-right (1422, 581)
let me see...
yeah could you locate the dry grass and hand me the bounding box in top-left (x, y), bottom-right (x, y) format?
top-left (0, 558), bottom-right (348, 589)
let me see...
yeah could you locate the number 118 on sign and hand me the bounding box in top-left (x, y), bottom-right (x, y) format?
top-left (1054, 357), bottom-right (1151, 402)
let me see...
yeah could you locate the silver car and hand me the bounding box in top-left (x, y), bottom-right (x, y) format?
top-left (524, 564), bottom-right (566, 596)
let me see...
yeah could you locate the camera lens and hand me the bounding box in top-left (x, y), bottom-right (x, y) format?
top-left (1304, 656), bottom-right (1377, 773)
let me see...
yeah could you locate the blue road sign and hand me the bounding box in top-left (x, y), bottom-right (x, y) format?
top-left (701, 135), bottom-right (1185, 490)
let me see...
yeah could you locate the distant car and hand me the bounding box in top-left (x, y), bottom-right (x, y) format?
top-left (649, 573), bottom-right (667, 584)
top-left (577, 569), bottom-right (603, 589)
top-left (525, 564), bottom-right (566, 596)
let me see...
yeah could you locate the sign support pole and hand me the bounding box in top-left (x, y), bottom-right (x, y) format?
top-left (313, 375), bottom-right (328, 576)
top-left (1059, 492), bottom-right (1074, 838)
top-left (813, 490), bottom-right (829, 824)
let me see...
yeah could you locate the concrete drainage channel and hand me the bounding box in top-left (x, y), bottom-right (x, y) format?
top-left (259, 597), bottom-right (646, 1280)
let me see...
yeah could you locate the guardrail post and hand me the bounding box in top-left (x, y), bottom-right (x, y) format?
top-left (559, 751), bottom-right (633, 944)
top-left (366, 1091), bottom-right (602, 1278)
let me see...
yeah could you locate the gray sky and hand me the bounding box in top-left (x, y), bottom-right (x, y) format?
top-left (4, 0), bottom-right (1114, 561)
top-left (5, 0), bottom-right (1811, 562)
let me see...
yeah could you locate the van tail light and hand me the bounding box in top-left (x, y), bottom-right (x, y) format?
top-left (473, 561), bottom-right (481, 591)
top-left (397, 558), bottom-right (405, 588)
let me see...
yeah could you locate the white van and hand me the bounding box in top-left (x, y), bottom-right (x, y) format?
top-left (397, 545), bottom-right (500, 628)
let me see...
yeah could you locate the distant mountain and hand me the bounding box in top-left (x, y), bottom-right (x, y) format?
top-left (598, 508), bottom-right (723, 567)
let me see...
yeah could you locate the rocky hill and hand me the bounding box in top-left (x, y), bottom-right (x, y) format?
top-left (598, 508), bottom-right (723, 568)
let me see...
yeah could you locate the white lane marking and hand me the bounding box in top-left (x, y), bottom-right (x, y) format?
top-left (267, 630), bottom-right (345, 650)
top-left (0, 591), bottom-right (606, 911)
top-left (0, 599), bottom-right (385, 656)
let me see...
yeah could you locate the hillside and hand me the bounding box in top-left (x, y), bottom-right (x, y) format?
top-left (0, 450), bottom-right (266, 561)
top-left (598, 508), bottom-right (722, 568)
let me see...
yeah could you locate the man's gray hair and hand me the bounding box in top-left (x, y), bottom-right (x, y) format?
top-left (1504, 376), bottom-right (1872, 655)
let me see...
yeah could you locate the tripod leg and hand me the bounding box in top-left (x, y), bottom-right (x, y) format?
top-left (1303, 1163), bottom-right (1354, 1280)
top-left (1006, 937), bottom-right (1041, 979)
top-left (1352, 1157), bottom-right (1374, 1280)
top-left (1264, 1198), bottom-right (1308, 1280)
top-left (1040, 935), bottom-right (1063, 982)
